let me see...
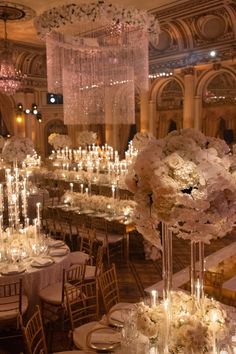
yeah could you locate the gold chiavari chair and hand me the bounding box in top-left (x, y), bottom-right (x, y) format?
top-left (19, 305), bottom-right (83, 354)
top-left (65, 280), bottom-right (103, 350)
top-left (0, 278), bottom-right (28, 339)
top-left (78, 227), bottom-right (96, 258)
top-left (98, 264), bottom-right (133, 314)
top-left (65, 281), bottom-right (99, 330)
top-left (84, 245), bottom-right (105, 281)
top-left (91, 217), bottom-right (124, 266)
top-left (39, 264), bottom-right (85, 324)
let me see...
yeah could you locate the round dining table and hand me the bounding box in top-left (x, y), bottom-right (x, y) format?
top-left (0, 249), bottom-right (72, 315)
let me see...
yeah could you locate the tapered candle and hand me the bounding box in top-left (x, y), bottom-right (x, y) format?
top-left (36, 202), bottom-right (41, 227)
top-left (151, 290), bottom-right (158, 307)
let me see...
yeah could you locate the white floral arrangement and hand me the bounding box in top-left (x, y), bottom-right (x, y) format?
top-left (2, 137), bottom-right (35, 163)
top-left (48, 133), bottom-right (72, 150)
top-left (136, 291), bottom-right (231, 354)
top-left (0, 135), bottom-right (5, 149)
top-left (34, 1), bottom-right (160, 45)
top-left (61, 191), bottom-right (136, 216)
top-left (77, 130), bottom-right (97, 147)
top-left (125, 129), bottom-right (236, 245)
top-left (131, 132), bottom-right (155, 151)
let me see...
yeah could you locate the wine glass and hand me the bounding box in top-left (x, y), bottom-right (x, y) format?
top-left (11, 247), bottom-right (20, 265)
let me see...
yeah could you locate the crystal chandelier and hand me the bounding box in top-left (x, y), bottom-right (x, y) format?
top-left (0, 12), bottom-right (24, 96)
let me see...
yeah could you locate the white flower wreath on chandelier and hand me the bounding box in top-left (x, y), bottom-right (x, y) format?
top-left (34, 1), bottom-right (160, 126)
top-left (125, 128), bottom-right (236, 246)
top-left (34, 1), bottom-right (159, 42)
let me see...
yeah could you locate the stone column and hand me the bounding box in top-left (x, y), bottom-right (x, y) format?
top-left (25, 92), bottom-right (35, 140)
top-left (182, 67), bottom-right (195, 129)
top-left (194, 95), bottom-right (202, 131)
top-left (149, 100), bottom-right (157, 136)
top-left (140, 89), bottom-right (149, 132)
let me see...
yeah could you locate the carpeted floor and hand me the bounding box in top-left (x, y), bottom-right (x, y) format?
top-left (1, 230), bottom-right (236, 353)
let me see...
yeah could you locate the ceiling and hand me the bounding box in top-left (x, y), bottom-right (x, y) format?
top-left (0, 0), bottom-right (186, 46)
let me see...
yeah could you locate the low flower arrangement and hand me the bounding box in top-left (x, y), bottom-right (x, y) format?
top-left (48, 133), bottom-right (72, 150)
top-left (61, 191), bottom-right (136, 217)
top-left (2, 137), bottom-right (35, 163)
top-left (77, 130), bottom-right (97, 147)
top-left (136, 291), bottom-right (231, 354)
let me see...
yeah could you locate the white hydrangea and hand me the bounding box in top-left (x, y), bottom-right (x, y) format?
top-left (2, 137), bottom-right (35, 163)
top-left (126, 128), bottom-right (236, 243)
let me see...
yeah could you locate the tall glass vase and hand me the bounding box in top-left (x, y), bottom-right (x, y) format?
top-left (190, 240), bottom-right (205, 304)
top-left (161, 222), bottom-right (173, 301)
top-left (161, 222), bottom-right (172, 354)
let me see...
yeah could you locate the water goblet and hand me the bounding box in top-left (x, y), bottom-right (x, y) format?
top-left (11, 247), bottom-right (20, 265)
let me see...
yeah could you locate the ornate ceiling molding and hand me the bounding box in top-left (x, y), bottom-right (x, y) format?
top-left (149, 0), bottom-right (236, 72)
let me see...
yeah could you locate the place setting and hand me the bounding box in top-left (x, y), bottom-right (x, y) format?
top-left (86, 326), bottom-right (122, 352)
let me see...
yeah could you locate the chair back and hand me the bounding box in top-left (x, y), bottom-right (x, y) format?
top-left (19, 305), bottom-right (48, 354)
top-left (0, 278), bottom-right (23, 321)
top-left (61, 264), bottom-right (86, 303)
top-left (79, 227), bottom-right (95, 257)
top-left (98, 264), bottom-right (120, 313)
top-left (65, 280), bottom-right (99, 330)
top-left (94, 245), bottom-right (106, 276)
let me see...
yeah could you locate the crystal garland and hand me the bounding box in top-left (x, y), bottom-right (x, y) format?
top-left (35, 1), bottom-right (158, 126)
top-left (46, 29), bottom-right (148, 125)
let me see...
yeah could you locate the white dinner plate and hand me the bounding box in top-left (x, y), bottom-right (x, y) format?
top-left (87, 326), bottom-right (121, 352)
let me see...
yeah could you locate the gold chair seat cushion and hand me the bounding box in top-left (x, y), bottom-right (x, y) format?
top-left (39, 282), bottom-right (63, 305)
top-left (84, 265), bottom-right (102, 280)
top-left (73, 321), bottom-right (104, 350)
top-left (110, 302), bottom-right (135, 313)
top-left (69, 251), bottom-right (90, 265)
top-left (0, 294), bottom-right (28, 322)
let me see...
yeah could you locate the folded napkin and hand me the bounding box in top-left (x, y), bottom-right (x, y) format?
top-left (110, 311), bottom-right (124, 324)
top-left (32, 257), bottom-right (53, 267)
top-left (48, 239), bottom-right (64, 248)
top-left (5, 264), bottom-right (19, 274)
top-left (91, 331), bottom-right (121, 344)
top-left (49, 247), bottom-right (68, 257)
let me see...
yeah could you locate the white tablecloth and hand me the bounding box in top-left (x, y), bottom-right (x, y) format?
top-left (0, 252), bottom-right (72, 315)
top-left (223, 275), bottom-right (236, 292)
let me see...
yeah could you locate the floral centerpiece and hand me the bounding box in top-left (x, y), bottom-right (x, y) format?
top-left (125, 128), bottom-right (236, 246)
top-left (76, 130), bottom-right (97, 147)
top-left (137, 291), bottom-right (231, 354)
top-left (48, 133), bottom-right (72, 150)
top-left (2, 137), bottom-right (35, 163)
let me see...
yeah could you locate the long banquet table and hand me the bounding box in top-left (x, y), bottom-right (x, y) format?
top-left (48, 205), bottom-right (136, 262)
